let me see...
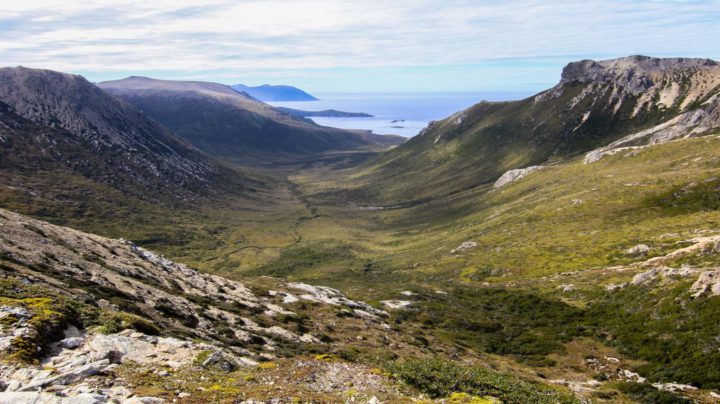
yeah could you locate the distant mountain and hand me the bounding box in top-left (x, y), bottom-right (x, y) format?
top-left (354, 55), bottom-right (720, 203)
top-left (0, 67), bottom-right (251, 204)
top-left (99, 77), bottom-right (403, 165)
top-left (231, 83), bottom-right (318, 101)
top-left (275, 107), bottom-right (372, 118)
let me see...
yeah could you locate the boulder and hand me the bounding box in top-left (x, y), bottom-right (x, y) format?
top-left (625, 244), bottom-right (650, 256)
top-left (493, 166), bottom-right (544, 188)
top-left (201, 351), bottom-right (239, 372)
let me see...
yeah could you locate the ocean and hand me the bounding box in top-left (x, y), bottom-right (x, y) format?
top-left (268, 91), bottom-right (532, 137)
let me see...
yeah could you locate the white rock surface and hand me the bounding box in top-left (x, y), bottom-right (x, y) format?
top-left (631, 265), bottom-right (699, 286)
top-left (380, 300), bottom-right (412, 310)
top-left (493, 166), bottom-right (544, 188)
top-left (287, 283), bottom-right (388, 318)
top-left (625, 244), bottom-right (650, 256)
top-left (450, 241), bottom-right (477, 254)
top-left (691, 270), bottom-right (720, 297)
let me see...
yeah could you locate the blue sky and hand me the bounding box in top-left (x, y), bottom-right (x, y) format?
top-left (1, 0), bottom-right (719, 93)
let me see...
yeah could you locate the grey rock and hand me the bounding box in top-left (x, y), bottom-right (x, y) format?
top-left (122, 397), bottom-right (165, 404)
top-left (0, 391), bottom-right (60, 404)
top-left (201, 351), bottom-right (239, 372)
top-left (63, 326), bottom-right (83, 339)
top-left (58, 337), bottom-right (84, 350)
top-left (625, 244), bottom-right (650, 256)
top-left (19, 360), bottom-right (109, 391)
top-left (64, 393), bottom-right (108, 404)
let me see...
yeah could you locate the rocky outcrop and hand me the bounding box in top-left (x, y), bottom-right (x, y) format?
top-left (546, 56), bottom-right (720, 164)
top-left (0, 207), bottom-right (409, 402)
top-left (584, 95), bottom-right (720, 163)
top-left (690, 270), bottom-right (720, 297)
top-left (493, 166), bottom-right (544, 188)
top-left (0, 208), bottom-right (390, 356)
top-left (630, 265), bottom-right (699, 286)
top-left (286, 283), bottom-right (388, 319)
top-left (0, 323), bottom-right (235, 402)
top-left (560, 56), bottom-right (718, 95)
top-left (599, 235), bottom-right (720, 298)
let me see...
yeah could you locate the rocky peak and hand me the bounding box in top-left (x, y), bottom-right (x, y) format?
top-left (561, 56), bottom-right (718, 86)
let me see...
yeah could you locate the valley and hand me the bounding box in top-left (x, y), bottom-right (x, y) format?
top-left (2, 56), bottom-right (720, 403)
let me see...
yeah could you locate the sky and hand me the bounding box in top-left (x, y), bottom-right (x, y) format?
top-left (1, 0), bottom-right (719, 93)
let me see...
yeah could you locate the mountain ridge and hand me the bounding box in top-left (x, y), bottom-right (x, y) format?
top-left (0, 67), bottom-right (253, 203)
top-left (345, 55), bottom-right (720, 204)
top-left (100, 76), bottom-right (404, 165)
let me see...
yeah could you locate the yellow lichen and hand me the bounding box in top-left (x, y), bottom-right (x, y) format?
top-left (314, 353), bottom-right (334, 362)
top-left (258, 361), bottom-right (277, 370)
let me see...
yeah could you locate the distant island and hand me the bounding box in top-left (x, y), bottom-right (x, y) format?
top-left (231, 84), bottom-right (318, 101)
top-left (276, 107), bottom-right (373, 118)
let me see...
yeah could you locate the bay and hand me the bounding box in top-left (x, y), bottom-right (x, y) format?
top-left (268, 91), bottom-right (532, 137)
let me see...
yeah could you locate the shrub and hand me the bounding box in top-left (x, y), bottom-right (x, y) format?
top-left (615, 382), bottom-right (692, 404)
top-left (387, 357), bottom-right (577, 403)
top-left (95, 311), bottom-right (160, 335)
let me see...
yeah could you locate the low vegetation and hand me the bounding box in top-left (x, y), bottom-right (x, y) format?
top-left (386, 357), bottom-right (578, 403)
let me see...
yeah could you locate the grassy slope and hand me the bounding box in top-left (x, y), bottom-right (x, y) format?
top-left (342, 81), bottom-right (690, 205)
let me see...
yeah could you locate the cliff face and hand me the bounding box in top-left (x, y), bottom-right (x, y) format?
top-left (553, 55), bottom-right (720, 114)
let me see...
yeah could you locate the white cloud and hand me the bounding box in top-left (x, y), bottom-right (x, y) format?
top-left (1, 0), bottom-right (719, 89)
